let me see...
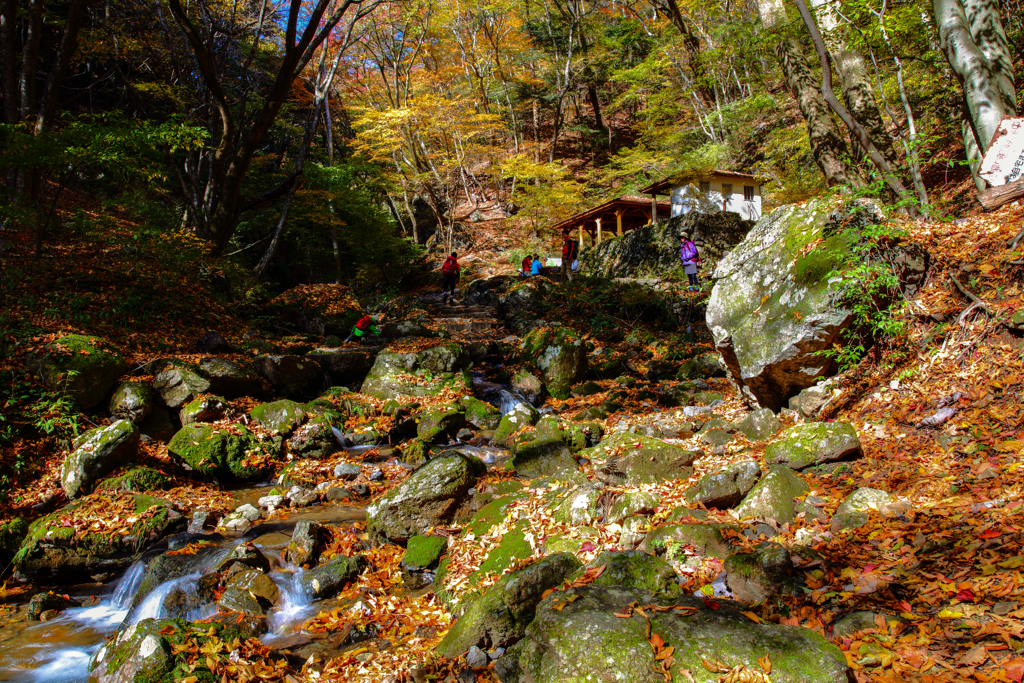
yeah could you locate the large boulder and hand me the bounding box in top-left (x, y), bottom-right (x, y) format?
top-left (61, 419), bottom-right (140, 499)
top-left (167, 423), bottom-right (275, 481)
top-left (765, 422), bottom-right (862, 470)
top-left (436, 553), bottom-right (581, 657)
top-left (361, 342), bottom-right (471, 400)
top-left (585, 433), bottom-right (701, 485)
top-left (152, 360), bottom-right (210, 408)
top-left (252, 355), bottom-right (322, 398)
top-left (492, 401), bottom-right (540, 446)
top-left (299, 555), bottom-right (368, 600)
top-left (109, 381), bottom-right (153, 423)
top-left (520, 327), bottom-right (587, 400)
top-left (460, 396), bottom-right (501, 430)
top-left (580, 210), bottom-right (753, 279)
top-left (367, 451), bottom-right (486, 543)
top-left (509, 437), bottom-right (577, 478)
top-left (735, 466), bottom-right (809, 525)
top-left (307, 348), bottom-right (378, 386)
top-left (685, 460), bottom-right (761, 509)
top-left (179, 396), bottom-right (228, 425)
top-left (14, 493), bottom-right (184, 583)
top-left (195, 357), bottom-right (263, 397)
top-left (263, 283), bottom-right (362, 336)
top-left (249, 399), bottom-right (307, 436)
top-left (29, 334), bottom-right (127, 409)
top-left (832, 487), bottom-right (891, 532)
top-left (496, 587), bottom-right (850, 683)
top-left (287, 416), bottom-right (339, 459)
top-left (707, 199), bottom-right (929, 410)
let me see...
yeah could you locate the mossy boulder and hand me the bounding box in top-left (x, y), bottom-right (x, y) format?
top-left (765, 422), bottom-right (862, 470)
top-left (417, 406), bottom-right (466, 443)
top-left (167, 423), bottom-right (276, 481)
top-left (0, 517), bottom-right (28, 569)
top-left (152, 360), bottom-right (210, 408)
top-left (520, 327), bottom-right (587, 399)
top-left (367, 451), bottom-right (486, 544)
top-left (496, 587), bottom-right (850, 683)
top-left (435, 553), bottom-right (581, 657)
top-left (397, 438), bottom-right (431, 464)
top-left (533, 415), bottom-right (588, 452)
top-left (551, 486), bottom-right (600, 526)
top-left (608, 490), bottom-right (660, 524)
top-left (677, 352), bottom-right (727, 380)
top-left (587, 433), bottom-right (701, 486)
top-left (402, 534), bottom-right (447, 570)
top-left (179, 395), bottom-right (229, 425)
top-left (460, 396), bottom-right (501, 430)
top-left (584, 550), bottom-right (680, 598)
top-left (29, 334), bottom-right (127, 409)
top-left (725, 542), bottom-right (793, 604)
top-left (14, 494), bottom-right (184, 583)
top-left (287, 415), bottom-right (339, 459)
top-left (61, 419), bottom-right (140, 499)
top-left (734, 408), bottom-right (783, 441)
top-left (832, 487), bottom-right (891, 532)
top-left (96, 467), bottom-right (173, 493)
top-left (300, 554), bottom-right (368, 600)
top-left (196, 357), bottom-right (263, 397)
top-left (510, 437), bottom-right (577, 479)
top-left (492, 402), bottom-right (540, 446)
top-left (361, 342), bottom-right (472, 400)
top-left (286, 520), bottom-right (324, 566)
top-left (89, 618), bottom-right (256, 683)
top-left (641, 522), bottom-right (732, 560)
top-left (250, 399), bottom-right (308, 436)
top-left (735, 465), bottom-right (809, 524)
top-left (109, 381), bottom-right (153, 423)
top-left (27, 591), bottom-right (81, 620)
top-left (685, 460), bottom-right (761, 509)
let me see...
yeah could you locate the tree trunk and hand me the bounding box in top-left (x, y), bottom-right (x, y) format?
top-left (933, 0), bottom-right (1017, 190)
top-left (776, 36), bottom-right (857, 187)
top-left (833, 48), bottom-right (899, 169)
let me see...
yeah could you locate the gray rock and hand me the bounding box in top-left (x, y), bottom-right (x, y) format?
top-left (367, 451), bottom-right (486, 544)
top-left (585, 550), bottom-right (680, 598)
top-left (586, 433), bottom-right (701, 486)
top-left (89, 618), bottom-right (176, 683)
top-left (300, 555), bottom-right (367, 600)
top-left (466, 645), bottom-right (488, 668)
top-left (435, 553), bottom-right (581, 657)
top-left (334, 463), bottom-right (361, 480)
top-left (252, 355), bottom-right (322, 398)
top-left (196, 357), bottom-right (263, 398)
top-left (29, 335), bottom-right (127, 409)
top-left (195, 331), bottom-right (232, 353)
top-left (287, 416), bottom-right (338, 459)
top-left (832, 488), bottom-right (891, 532)
top-left (686, 460), bottom-right (762, 509)
top-left (765, 422), bottom-right (862, 470)
top-left (460, 396), bottom-right (502, 430)
top-left (307, 348), bottom-right (378, 386)
top-left (510, 437), bottom-right (577, 479)
top-left (789, 380), bottom-right (837, 418)
top-left (492, 402), bottom-right (540, 446)
top-left (287, 520), bottom-right (323, 566)
top-left (496, 587), bottom-right (849, 683)
top-left (258, 494), bottom-right (286, 510)
top-left (61, 420), bottom-right (140, 499)
top-left (725, 542), bottom-right (793, 603)
top-left (287, 486), bottom-right (318, 507)
top-left (520, 328), bottom-right (587, 400)
top-left (249, 399), bottom-right (307, 436)
top-left (512, 372), bottom-right (545, 405)
top-left (187, 511), bottom-right (212, 534)
top-left (361, 343), bottom-right (471, 400)
top-left (152, 360), bottom-right (210, 408)
top-left (381, 319), bottom-right (439, 339)
top-left (28, 591), bottom-right (81, 620)
top-left (707, 198), bottom-right (928, 410)
top-left (235, 503), bottom-right (261, 522)
top-left (640, 522), bottom-right (732, 560)
top-left (677, 352), bottom-right (727, 380)
top-left (109, 382), bottom-right (153, 423)
top-left (179, 396), bottom-right (228, 425)
top-left (418, 406), bottom-right (467, 443)
top-left (832, 611), bottom-right (886, 639)
top-left (734, 408), bottom-right (783, 441)
top-left (736, 466), bottom-right (809, 525)
top-left (608, 490), bottom-right (660, 525)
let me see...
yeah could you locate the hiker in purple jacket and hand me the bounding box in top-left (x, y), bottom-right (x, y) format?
top-left (679, 232), bottom-right (702, 290)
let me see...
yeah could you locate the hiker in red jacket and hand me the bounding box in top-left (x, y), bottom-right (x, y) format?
top-left (441, 251), bottom-right (461, 302)
top-left (345, 314), bottom-right (382, 343)
top-left (560, 229), bottom-right (579, 282)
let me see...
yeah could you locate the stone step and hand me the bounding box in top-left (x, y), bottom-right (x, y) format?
top-left (434, 318), bottom-right (500, 332)
top-left (429, 308), bottom-right (496, 317)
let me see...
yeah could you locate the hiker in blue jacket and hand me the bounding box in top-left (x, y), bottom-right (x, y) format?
top-left (679, 232), bottom-right (702, 290)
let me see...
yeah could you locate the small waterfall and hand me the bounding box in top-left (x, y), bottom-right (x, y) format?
top-left (264, 567), bottom-right (313, 640)
top-left (496, 389), bottom-right (531, 415)
top-left (126, 572), bottom-right (214, 624)
top-left (111, 559), bottom-right (146, 609)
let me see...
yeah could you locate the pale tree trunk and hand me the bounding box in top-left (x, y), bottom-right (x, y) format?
top-left (811, 0), bottom-right (899, 170)
top-left (756, 0), bottom-right (856, 187)
top-left (933, 0), bottom-right (1017, 190)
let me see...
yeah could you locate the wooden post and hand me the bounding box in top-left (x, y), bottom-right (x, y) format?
top-left (651, 196), bottom-right (657, 223)
top-left (615, 210), bottom-right (623, 236)
top-left (596, 217), bottom-right (602, 244)
top-left (578, 224), bottom-right (584, 246)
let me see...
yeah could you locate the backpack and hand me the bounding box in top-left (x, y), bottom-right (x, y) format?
top-left (442, 257), bottom-right (459, 275)
top-left (681, 241), bottom-right (698, 262)
top-left (564, 238), bottom-right (578, 260)
top-left (355, 315), bottom-right (373, 331)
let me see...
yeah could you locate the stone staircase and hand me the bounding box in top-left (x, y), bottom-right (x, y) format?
top-left (422, 293), bottom-right (502, 334)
